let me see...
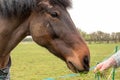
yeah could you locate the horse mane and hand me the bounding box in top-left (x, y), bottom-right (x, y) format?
top-left (0, 0), bottom-right (36, 18)
top-left (0, 0), bottom-right (72, 18)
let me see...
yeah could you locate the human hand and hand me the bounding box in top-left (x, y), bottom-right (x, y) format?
top-left (94, 57), bottom-right (116, 73)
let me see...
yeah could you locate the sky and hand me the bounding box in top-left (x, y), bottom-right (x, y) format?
top-left (68, 0), bottom-right (120, 33)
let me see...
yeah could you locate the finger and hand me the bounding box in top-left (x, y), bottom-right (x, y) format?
top-left (94, 65), bottom-right (102, 73)
top-left (100, 67), bottom-right (105, 72)
top-left (94, 62), bottom-right (104, 72)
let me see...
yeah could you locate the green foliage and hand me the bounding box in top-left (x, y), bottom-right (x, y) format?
top-left (10, 42), bottom-right (120, 80)
top-left (78, 29), bottom-right (120, 43)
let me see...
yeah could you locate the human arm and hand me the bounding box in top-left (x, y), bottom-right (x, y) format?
top-left (94, 50), bottom-right (120, 73)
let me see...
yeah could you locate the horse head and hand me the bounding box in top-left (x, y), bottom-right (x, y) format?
top-left (29, 0), bottom-right (90, 73)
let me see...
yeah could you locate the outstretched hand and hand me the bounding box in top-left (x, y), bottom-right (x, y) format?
top-left (94, 57), bottom-right (116, 73)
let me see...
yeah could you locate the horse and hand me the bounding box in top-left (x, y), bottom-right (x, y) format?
top-left (0, 0), bottom-right (90, 79)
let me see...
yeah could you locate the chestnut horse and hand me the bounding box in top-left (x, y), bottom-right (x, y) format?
top-left (0, 0), bottom-right (90, 79)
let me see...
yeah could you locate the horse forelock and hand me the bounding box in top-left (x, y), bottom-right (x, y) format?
top-left (0, 0), bottom-right (36, 18)
top-left (49, 0), bottom-right (72, 9)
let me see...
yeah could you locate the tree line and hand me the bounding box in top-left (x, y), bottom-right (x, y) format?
top-left (79, 29), bottom-right (120, 44)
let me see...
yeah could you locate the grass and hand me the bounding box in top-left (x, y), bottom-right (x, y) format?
top-left (10, 42), bottom-right (120, 80)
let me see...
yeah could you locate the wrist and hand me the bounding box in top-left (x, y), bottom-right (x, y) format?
top-left (107, 57), bottom-right (117, 67)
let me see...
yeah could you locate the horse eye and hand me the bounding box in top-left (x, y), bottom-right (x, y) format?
top-left (50, 12), bottom-right (58, 18)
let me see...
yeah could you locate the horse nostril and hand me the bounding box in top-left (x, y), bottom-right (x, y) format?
top-left (84, 56), bottom-right (89, 64)
top-left (83, 56), bottom-right (89, 71)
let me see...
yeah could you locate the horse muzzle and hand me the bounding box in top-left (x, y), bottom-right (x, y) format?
top-left (66, 56), bottom-right (90, 73)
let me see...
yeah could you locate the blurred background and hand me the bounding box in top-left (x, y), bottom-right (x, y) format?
top-left (69, 0), bottom-right (120, 34)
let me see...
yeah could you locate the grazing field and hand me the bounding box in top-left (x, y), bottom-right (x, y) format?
top-left (11, 42), bottom-right (120, 80)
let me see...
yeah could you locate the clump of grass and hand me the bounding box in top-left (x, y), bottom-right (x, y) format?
top-left (95, 71), bottom-right (107, 79)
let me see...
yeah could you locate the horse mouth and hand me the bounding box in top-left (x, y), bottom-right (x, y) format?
top-left (67, 61), bottom-right (89, 73)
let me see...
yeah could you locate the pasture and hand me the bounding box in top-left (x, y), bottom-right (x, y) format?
top-left (11, 42), bottom-right (120, 80)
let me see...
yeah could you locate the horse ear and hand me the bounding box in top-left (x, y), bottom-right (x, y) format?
top-left (37, 1), bottom-right (53, 11)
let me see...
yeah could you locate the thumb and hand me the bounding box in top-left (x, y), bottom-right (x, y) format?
top-left (94, 63), bottom-right (103, 73)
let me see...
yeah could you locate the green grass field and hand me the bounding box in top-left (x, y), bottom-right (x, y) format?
top-left (10, 42), bottom-right (120, 80)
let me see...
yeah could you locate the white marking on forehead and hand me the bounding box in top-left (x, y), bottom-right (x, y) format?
top-left (47, 23), bottom-right (50, 28)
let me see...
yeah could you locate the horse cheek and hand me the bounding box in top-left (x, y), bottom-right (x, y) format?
top-left (30, 23), bottom-right (50, 46)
